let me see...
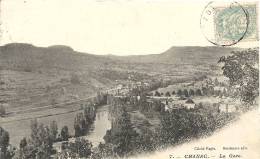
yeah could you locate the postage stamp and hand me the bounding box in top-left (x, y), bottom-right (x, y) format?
top-left (200, 1), bottom-right (258, 46)
top-left (241, 3), bottom-right (258, 41)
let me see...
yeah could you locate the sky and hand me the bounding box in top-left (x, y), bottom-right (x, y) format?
top-left (0, 0), bottom-right (258, 55)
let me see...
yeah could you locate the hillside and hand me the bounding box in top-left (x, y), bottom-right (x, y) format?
top-left (108, 46), bottom-right (238, 64)
top-left (0, 43), bottom-right (116, 72)
top-left (0, 43), bottom-right (244, 108)
top-left (0, 44), bottom-right (240, 72)
top-left (0, 44), bottom-right (243, 105)
top-left (132, 109), bottom-right (260, 159)
top-left (105, 46), bottom-right (244, 76)
top-left (0, 43), bottom-right (246, 146)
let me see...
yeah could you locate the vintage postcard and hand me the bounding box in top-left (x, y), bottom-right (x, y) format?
top-left (0, 0), bottom-right (259, 159)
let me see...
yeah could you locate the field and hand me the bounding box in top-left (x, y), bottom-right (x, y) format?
top-left (1, 109), bottom-right (81, 147)
top-left (0, 69), bottom-right (101, 146)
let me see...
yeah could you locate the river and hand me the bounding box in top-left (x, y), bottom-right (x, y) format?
top-left (1, 104), bottom-right (111, 147)
top-left (85, 104), bottom-right (111, 147)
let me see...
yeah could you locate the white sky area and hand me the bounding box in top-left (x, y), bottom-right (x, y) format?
top-left (0, 0), bottom-right (259, 55)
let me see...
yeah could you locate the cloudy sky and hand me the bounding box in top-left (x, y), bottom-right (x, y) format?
top-left (0, 0), bottom-right (258, 55)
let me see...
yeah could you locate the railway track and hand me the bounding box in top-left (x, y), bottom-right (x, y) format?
top-left (0, 88), bottom-right (117, 124)
top-left (0, 108), bottom-right (82, 124)
top-left (9, 95), bottom-right (96, 114)
top-left (0, 95), bottom-right (97, 124)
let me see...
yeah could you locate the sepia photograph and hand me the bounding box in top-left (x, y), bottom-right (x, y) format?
top-left (0, 0), bottom-right (259, 159)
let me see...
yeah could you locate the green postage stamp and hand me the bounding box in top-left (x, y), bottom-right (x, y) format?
top-left (201, 1), bottom-right (258, 46)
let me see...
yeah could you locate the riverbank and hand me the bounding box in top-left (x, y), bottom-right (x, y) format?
top-left (85, 104), bottom-right (111, 147)
top-left (1, 104), bottom-right (111, 147)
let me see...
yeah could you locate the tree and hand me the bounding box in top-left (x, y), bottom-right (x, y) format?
top-left (202, 87), bottom-right (208, 96)
top-left (60, 126), bottom-right (69, 141)
top-left (183, 89), bottom-right (189, 97)
top-left (92, 143), bottom-right (114, 159)
top-left (154, 91), bottom-right (161, 97)
top-left (0, 127), bottom-right (14, 159)
top-left (0, 105), bottom-right (6, 117)
top-left (208, 86), bottom-right (214, 96)
top-left (74, 113), bottom-right (89, 137)
top-left (189, 89), bottom-right (195, 96)
top-left (188, 112), bottom-right (209, 138)
top-left (172, 91), bottom-right (176, 95)
top-left (160, 109), bottom-right (191, 145)
top-left (214, 90), bottom-right (221, 96)
top-left (177, 89), bottom-right (182, 96)
top-left (50, 121), bottom-right (58, 142)
top-left (18, 137), bottom-right (28, 159)
top-left (35, 124), bottom-right (53, 159)
top-left (19, 137), bottom-right (27, 149)
top-left (104, 107), bottom-right (139, 156)
top-left (20, 119), bottom-right (54, 159)
top-left (68, 138), bottom-right (92, 158)
top-left (195, 89), bottom-right (202, 96)
top-left (135, 128), bottom-right (155, 152)
top-left (218, 48), bottom-right (259, 105)
top-left (96, 92), bottom-right (107, 105)
top-left (165, 91), bottom-right (171, 97)
top-left (222, 88), bottom-right (227, 97)
top-left (74, 113), bottom-right (82, 137)
top-left (74, 124), bottom-right (81, 138)
top-left (84, 105), bottom-right (96, 125)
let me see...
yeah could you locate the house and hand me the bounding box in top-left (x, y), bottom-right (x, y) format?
top-left (53, 141), bottom-right (69, 153)
top-left (184, 99), bottom-right (195, 109)
top-left (164, 105), bottom-right (170, 111)
top-left (214, 86), bottom-right (225, 91)
top-left (116, 84), bottom-right (123, 90)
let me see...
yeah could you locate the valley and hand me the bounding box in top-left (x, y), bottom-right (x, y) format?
top-left (0, 43), bottom-right (258, 159)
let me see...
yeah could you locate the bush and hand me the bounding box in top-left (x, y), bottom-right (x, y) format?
top-left (154, 91), bottom-right (161, 96)
top-left (60, 126), bottom-right (69, 141)
top-left (165, 92), bottom-right (171, 97)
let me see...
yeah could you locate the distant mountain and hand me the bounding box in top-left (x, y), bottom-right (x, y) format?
top-left (0, 43), bottom-right (245, 75)
top-left (0, 43), bottom-right (246, 113)
top-left (0, 43), bottom-right (116, 72)
top-left (47, 45), bottom-right (74, 51)
top-left (108, 46), bottom-right (240, 64)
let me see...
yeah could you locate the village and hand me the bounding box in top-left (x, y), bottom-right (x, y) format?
top-left (110, 75), bottom-right (242, 115)
top-left (0, 72), bottom-right (248, 159)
